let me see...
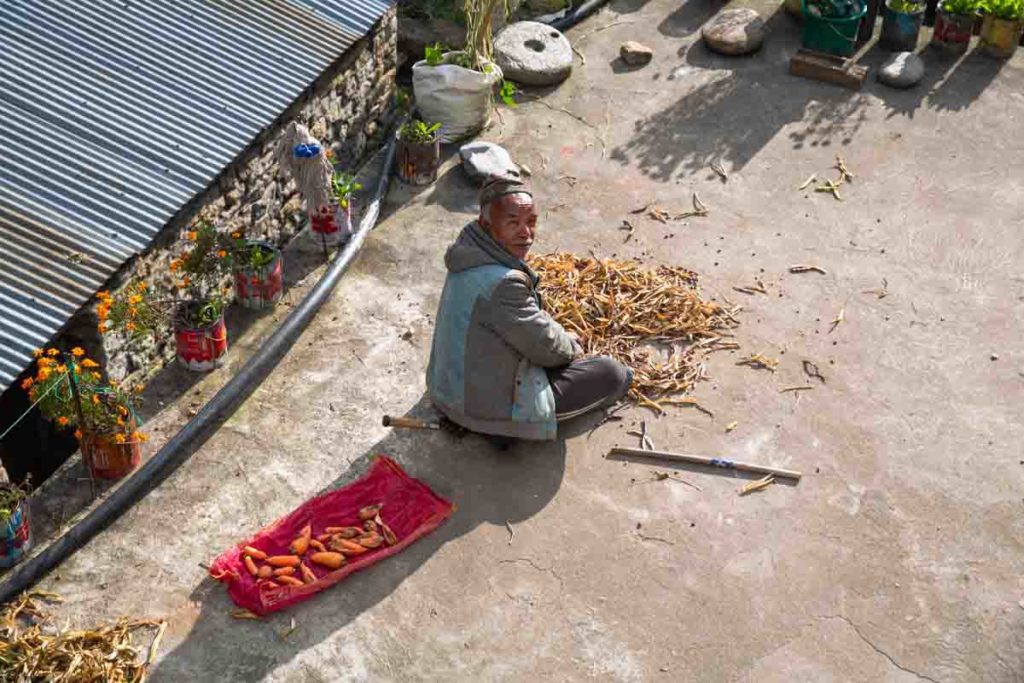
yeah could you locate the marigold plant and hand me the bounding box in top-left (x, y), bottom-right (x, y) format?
top-left (24, 349), bottom-right (146, 443)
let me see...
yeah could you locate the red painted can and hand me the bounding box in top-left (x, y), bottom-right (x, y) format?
top-left (175, 314), bottom-right (228, 371)
top-left (81, 430), bottom-right (141, 480)
top-left (309, 203), bottom-right (340, 235)
top-left (234, 242), bottom-right (283, 310)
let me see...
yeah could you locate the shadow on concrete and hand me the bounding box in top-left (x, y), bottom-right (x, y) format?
top-left (657, 0), bottom-right (720, 37)
top-left (924, 45), bottom-right (1004, 112)
top-left (614, 9), bottom-right (872, 178)
top-left (148, 393), bottom-right (571, 680)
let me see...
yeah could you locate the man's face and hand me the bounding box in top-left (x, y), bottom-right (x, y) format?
top-left (481, 194), bottom-right (537, 260)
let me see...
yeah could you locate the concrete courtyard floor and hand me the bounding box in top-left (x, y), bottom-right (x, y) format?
top-left (27, 0), bottom-right (1024, 679)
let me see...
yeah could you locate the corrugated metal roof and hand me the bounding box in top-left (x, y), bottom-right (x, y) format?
top-left (0, 0), bottom-right (392, 392)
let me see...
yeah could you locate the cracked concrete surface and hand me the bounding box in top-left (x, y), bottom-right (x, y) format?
top-left (19, 0), bottom-right (1024, 679)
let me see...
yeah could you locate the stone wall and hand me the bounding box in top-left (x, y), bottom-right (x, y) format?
top-left (63, 8), bottom-right (398, 383)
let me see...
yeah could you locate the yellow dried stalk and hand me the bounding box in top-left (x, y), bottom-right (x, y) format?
top-left (529, 253), bottom-right (737, 406)
top-left (0, 591), bottom-right (164, 683)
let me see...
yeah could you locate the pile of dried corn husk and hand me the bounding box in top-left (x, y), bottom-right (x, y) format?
top-left (0, 591), bottom-right (165, 682)
top-left (529, 253), bottom-right (738, 411)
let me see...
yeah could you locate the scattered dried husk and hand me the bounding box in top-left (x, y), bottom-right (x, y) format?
top-left (0, 591), bottom-right (163, 682)
top-left (530, 253), bottom-right (739, 408)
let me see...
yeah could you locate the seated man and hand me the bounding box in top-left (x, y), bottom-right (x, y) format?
top-left (426, 177), bottom-right (632, 442)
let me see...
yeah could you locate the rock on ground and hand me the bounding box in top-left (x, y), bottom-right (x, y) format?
top-left (494, 21), bottom-right (574, 86)
top-left (878, 51), bottom-right (925, 88)
top-left (701, 8), bottom-right (766, 55)
top-left (459, 141), bottom-right (522, 183)
top-left (620, 41), bottom-right (654, 66)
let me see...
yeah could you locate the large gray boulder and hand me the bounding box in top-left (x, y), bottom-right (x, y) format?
top-left (494, 21), bottom-right (573, 86)
top-left (877, 52), bottom-right (925, 89)
top-left (701, 8), bottom-right (766, 56)
top-left (459, 141), bottom-right (522, 184)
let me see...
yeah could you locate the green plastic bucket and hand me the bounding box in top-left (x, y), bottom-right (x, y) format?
top-left (801, 0), bottom-right (867, 56)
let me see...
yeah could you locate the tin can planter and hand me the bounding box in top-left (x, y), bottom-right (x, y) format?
top-left (175, 306), bottom-right (228, 371)
top-left (980, 14), bottom-right (1022, 56)
top-left (880, 0), bottom-right (926, 50)
top-left (931, 5), bottom-right (975, 52)
top-left (81, 429), bottom-right (141, 480)
top-left (308, 203), bottom-right (353, 246)
top-left (0, 501), bottom-right (31, 568)
top-left (396, 132), bottom-right (442, 185)
top-left (234, 241), bottom-right (283, 310)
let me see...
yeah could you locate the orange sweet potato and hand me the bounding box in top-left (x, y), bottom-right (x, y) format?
top-left (266, 555), bottom-right (301, 568)
top-left (257, 565), bottom-right (273, 580)
top-left (356, 532), bottom-right (383, 549)
top-left (290, 524), bottom-right (312, 555)
top-left (334, 538), bottom-right (368, 556)
top-left (243, 546), bottom-right (267, 560)
top-left (277, 575), bottom-right (305, 587)
top-left (243, 555), bottom-right (259, 576)
top-left (300, 562), bottom-right (318, 584)
top-left (273, 566), bottom-right (296, 577)
top-left (309, 552), bottom-right (346, 569)
top-left (309, 539), bottom-right (327, 553)
top-left (324, 526), bottom-right (361, 538)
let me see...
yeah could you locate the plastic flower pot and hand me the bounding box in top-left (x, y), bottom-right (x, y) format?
top-left (880, 0), bottom-right (926, 50)
top-left (980, 14), bottom-right (1023, 56)
top-left (174, 306), bottom-right (228, 371)
top-left (0, 500), bottom-right (31, 568)
top-left (81, 428), bottom-right (141, 480)
top-left (396, 130), bottom-right (442, 185)
top-left (931, 4), bottom-right (976, 52)
top-left (308, 202), bottom-right (353, 246)
top-left (233, 241), bottom-right (283, 310)
top-left (801, 0), bottom-right (867, 56)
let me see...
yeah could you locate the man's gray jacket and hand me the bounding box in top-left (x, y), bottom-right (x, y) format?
top-left (426, 222), bottom-right (579, 440)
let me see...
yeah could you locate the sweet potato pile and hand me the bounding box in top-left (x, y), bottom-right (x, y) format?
top-left (241, 504), bottom-right (397, 588)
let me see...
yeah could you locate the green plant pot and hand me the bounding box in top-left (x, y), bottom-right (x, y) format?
top-left (880, 0), bottom-right (926, 51)
top-left (801, 0), bottom-right (867, 56)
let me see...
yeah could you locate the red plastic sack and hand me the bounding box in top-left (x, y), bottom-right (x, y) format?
top-left (210, 456), bottom-right (454, 615)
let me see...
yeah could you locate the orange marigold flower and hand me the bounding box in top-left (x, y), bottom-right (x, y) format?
top-left (46, 348), bottom-right (60, 357)
top-left (116, 417), bottom-right (125, 427)
top-left (55, 364), bottom-right (67, 374)
top-left (132, 431), bottom-right (148, 443)
top-left (114, 433), bottom-right (127, 444)
top-left (57, 416), bottom-right (69, 427)
top-left (125, 321), bottom-right (137, 332)
top-left (97, 322), bottom-right (108, 333)
top-left (20, 377), bottom-right (33, 390)
top-left (217, 250), bottom-right (227, 258)
top-left (73, 428), bottom-right (83, 440)
top-left (97, 290), bottom-right (111, 301)
top-left (71, 347), bottom-right (85, 357)
top-left (92, 394), bottom-right (101, 405)
top-left (37, 357), bottom-right (52, 368)
top-left (230, 231), bottom-right (242, 239)
top-left (128, 306), bottom-right (138, 317)
top-left (169, 259), bottom-right (183, 272)
top-left (81, 358), bottom-right (99, 368)
top-left (32, 348), bottom-right (43, 358)
top-left (134, 384), bottom-right (144, 394)
top-left (91, 372), bottom-right (102, 381)
top-left (109, 379), bottom-right (118, 386)
top-left (118, 405), bottom-right (128, 416)
top-left (36, 367), bottom-right (51, 381)
top-left (128, 294), bottom-right (143, 305)
top-left (184, 231), bottom-right (197, 241)
top-left (138, 282), bottom-right (148, 291)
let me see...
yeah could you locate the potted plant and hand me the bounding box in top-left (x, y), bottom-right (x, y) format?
top-left (412, 0), bottom-right (513, 141)
top-left (0, 478), bottom-right (31, 568)
top-left (229, 230), bottom-right (283, 310)
top-left (880, 0), bottom-right (927, 50)
top-left (979, 0), bottom-right (1023, 56)
top-left (932, 0), bottom-right (978, 52)
top-left (801, 0), bottom-right (868, 57)
top-left (396, 118), bottom-right (443, 185)
top-left (102, 220), bottom-right (234, 371)
top-left (23, 348), bottom-right (147, 480)
top-left (330, 172), bottom-right (363, 237)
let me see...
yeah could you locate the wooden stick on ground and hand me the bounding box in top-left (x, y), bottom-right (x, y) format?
top-left (608, 446), bottom-right (802, 480)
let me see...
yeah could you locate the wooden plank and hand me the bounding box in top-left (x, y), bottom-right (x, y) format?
top-left (789, 49), bottom-right (868, 89)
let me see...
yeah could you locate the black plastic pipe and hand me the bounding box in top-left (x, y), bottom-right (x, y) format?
top-left (549, 0), bottom-right (611, 31)
top-left (0, 135), bottom-right (398, 605)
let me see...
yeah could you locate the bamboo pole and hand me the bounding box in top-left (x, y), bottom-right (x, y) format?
top-left (608, 446), bottom-right (802, 480)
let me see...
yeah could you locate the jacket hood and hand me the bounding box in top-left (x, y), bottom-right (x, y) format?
top-left (445, 222), bottom-right (529, 275)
